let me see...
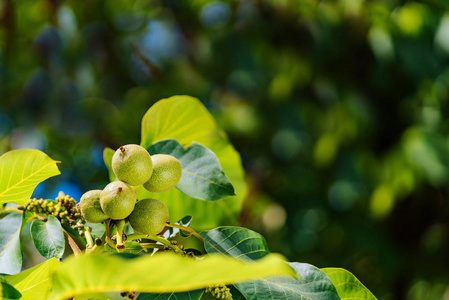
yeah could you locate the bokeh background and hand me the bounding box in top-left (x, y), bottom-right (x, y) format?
top-left (1, 0), bottom-right (449, 299)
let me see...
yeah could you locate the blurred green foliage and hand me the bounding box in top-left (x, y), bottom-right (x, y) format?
top-left (1, 0), bottom-right (449, 299)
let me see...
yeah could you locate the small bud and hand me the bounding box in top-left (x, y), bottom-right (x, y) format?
top-left (95, 238), bottom-right (102, 246)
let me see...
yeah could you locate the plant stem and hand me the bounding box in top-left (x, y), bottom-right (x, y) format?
top-left (126, 233), bottom-right (148, 241)
top-left (165, 223), bottom-right (204, 242)
top-left (85, 228), bottom-right (94, 249)
top-left (33, 212), bottom-right (47, 221)
top-left (140, 243), bottom-right (164, 249)
top-left (105, 219), bottom-right (116, 248)
top-left (115, 219), bottom-right (125, 250)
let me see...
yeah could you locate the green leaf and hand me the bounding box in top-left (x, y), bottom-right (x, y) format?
top-left (235, 263), bottom-right (340, 300)
top-left (201, 227), bottom-right (340, 300)
top-left (5, 258), bottom-right (60, 300)
top-left (322, 268), bottom-right (377, 300)
top-left (148, 139), bottom-right (235, 201)
top-left (30, 216), bottom-right (65, 259)
top-left (229, 285), bottom-right (246, 300)
top-left (164, 216), bottom-right (193, 239)
top-left (138, 289), bottom-right (204, 300)
top-left (0, 212), bottom-right (23, 275)
top-left (138, 95), bottom-right (247, 229)
top-left (49, 252), bottom-right (295, 300)
top-left (200, 226), bottom-right (270, 261)
top-left (0, 149), bottom-right (60, 205)
top-left (103, 147), bottom-right (116, 182)
top-left (0, 276), bottom-right (22, 299)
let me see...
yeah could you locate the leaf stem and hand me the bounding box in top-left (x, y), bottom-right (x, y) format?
top-left (165, 222), bottom-right (204, 242)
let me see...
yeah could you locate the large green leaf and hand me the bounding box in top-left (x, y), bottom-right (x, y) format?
top-left (0, 150), bottom-right (60, 205)
top-left (138, 289), bottom-right (204, 300)
top-left (148, 139), bottom-right (235, 201)
top-left (322, 268), bottom-right (377, 300)
top-left (5, 258), bottom-right (60, 300)
top-left (49, 252), bottom-right (295, 300)
top-left (201, 227), bottom-right (340, 300)
top-left (0, 212), bottom-right (23, 275)
top-left (30, 216), bottom-right (65, 259)
top-left (235, 263), bottom-right (340, 300)
top-left (0, 276), bottom-right (22, 299)
top-left (200, 226), bottom-right (269, 261)
top-left (138, 95), bottom-right (246, 229)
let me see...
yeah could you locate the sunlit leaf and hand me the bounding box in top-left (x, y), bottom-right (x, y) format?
top-left (138, 95), bottom-right (246, 229)
top-left (0, 212), bottom-right (23, 275)
top-left (148, 139), bottom-right (235, 201)
top-left (30, 216), bottom-right (65, 259)
top-left (49, 252), bottom-right (294, 300)
top-left (0, 150), bottom-right (60, 205)
top-left (5, 258), bottom-right (59, 300)
top-left (202, 227), bottom-right (340, 300)
top-left (322, 268), bottom-right (377, 300)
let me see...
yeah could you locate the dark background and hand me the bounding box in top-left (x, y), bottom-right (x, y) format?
top-left (1, 0), bottom-right (449, 299)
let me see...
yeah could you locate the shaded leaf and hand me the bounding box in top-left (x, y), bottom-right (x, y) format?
top-left (49, 252), bottom-right (294, 300)
top-left (30, 216), bottom-right (65, 259)
top-left (0, 150), bottom-right (60, 205)
top-left (0, 276), bottom-right (22, 299)
top-left (138, 95), bottom-right (246, 229)
top-left (229, 285), bottom-right (246, 300)
top-left (234, 263), bottom-right (340, 300)
top-left (202, 227), bottom-right (340, 300)
top-left (138, 289), bottom-right (204, 300)
top-left (322, 268), bottom-right (377, 300)
top-left (103, 147), bottom-right (116, 182)
top-left (0, 213), bottom-right (23, 275)
top-left (5, 258), bottom-right (59, 300)
top-left (148, 139), bottom-right (235, 201)
top-left (164, 216), bottom-right (193, 239)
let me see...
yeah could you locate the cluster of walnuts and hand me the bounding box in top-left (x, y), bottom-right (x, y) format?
top-left (79, 144), bottom-right (182, 235)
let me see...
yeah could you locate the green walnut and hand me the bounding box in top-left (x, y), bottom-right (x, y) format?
top-left (100, 181), bottom-right (136, 220)
top-left (79, 190), bottom-right (110, 223)
top-left (128, 198), bottom-right (169, 235)
top-left (112, 144), bottom-right (153, 186)
top-left (142, 154), bottom-right (182, 193)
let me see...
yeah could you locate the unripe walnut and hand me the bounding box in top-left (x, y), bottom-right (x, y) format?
top-left (79, 190), bottom-right (109, 223)
top-left (142, 154), bottom-right (182, 193)
top-left (128, 198), bottom-right (169, 235)
top-left (112, 144), bottom-right (153, 186)
top-left (100, 181), bottom-right (136, 220)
